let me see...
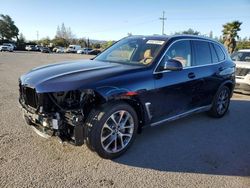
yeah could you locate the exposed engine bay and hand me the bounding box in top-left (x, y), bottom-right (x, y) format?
top-left (19, 84), bottom-right (101, 145)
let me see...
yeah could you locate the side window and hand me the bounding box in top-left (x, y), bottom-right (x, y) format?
top-left (209, 43), bottom-right (219, 63)
top-left (161, 40), bottom-right (192, 68)
top-left (193, 41), bottom-right (212, 66)
top-left (213, 44), bottom-right (225, 61)
top-left (243, 52), bottom-right (250, 62)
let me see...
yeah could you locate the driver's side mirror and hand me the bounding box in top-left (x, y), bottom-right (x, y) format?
top-left (163, 59), bottom-right (183, 71)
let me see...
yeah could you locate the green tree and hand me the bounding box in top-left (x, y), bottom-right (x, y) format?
top-left (55, 23), bottom-right (74, 40)
top-left (175, 28), bottom-right (200, 35)
top-left (222, 21), bottom-right (242, 54)
top-left (236, 41), bottom-right (250, 50)
top-left (209, 31), bottom-right (213, 38)
top-left (52, 37), bottom-right (69, 47)
top-left (39, 37), bottom-right (51, 46)
top-left (19, 33), bottom-right (26, 43)
top-left (101, 41), bottom-right (115, 49)
top-left (55, 23), bottom-right (75, 46)
top-left (16, 33), bottom-right (26, 50)
top-left (0, 14), bottom-right (19, 41)
top-left (77, 38), bottom-right (87, 47)
top-left (92, 43), bottom-right (101, 49)
top-left (236, 38), bottom-right (250, 50)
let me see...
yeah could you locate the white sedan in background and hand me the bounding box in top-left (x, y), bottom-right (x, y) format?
top-left (0, 43), bottom-right (14, 52)
top-left (56, 47), bottom-right (65, 53)
top-left (77, 48), bottom-right (93, 54)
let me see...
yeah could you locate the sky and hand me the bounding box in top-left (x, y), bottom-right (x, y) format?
top-left (0, 0), bottom-right (250, 41)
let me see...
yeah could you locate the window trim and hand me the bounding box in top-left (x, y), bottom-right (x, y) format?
top-left (153, 38), bottom-right (227, 74)
top-left (209, 42), bottom-right (220, 63)
top-left (192, 40), bottom-right (213, 66)
top-left (212, 43), bottom-right (226, 62)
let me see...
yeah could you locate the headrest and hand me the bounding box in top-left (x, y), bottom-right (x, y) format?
top-left (144, 49), bottom-right (152, 59)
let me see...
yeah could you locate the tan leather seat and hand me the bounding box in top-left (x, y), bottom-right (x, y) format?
top-left (140, 49), bottom-right (153, 65)
top-left (173, 56), bottom-right (187, 67)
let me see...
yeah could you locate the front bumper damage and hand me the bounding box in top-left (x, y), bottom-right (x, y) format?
top-left (19, 102), bottom-right (85, 146)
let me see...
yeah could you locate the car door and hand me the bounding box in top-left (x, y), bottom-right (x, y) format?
top-left (150, 40), bottom-right (205, 123)
top-left (191, 40), bottom-right (223, 107)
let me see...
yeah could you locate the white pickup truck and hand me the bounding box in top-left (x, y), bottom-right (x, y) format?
top-left (231, 49), bottom-right (250, 94)
top-left (66, 45), bottom-right (81, 53)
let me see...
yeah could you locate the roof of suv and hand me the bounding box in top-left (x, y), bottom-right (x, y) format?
top-left (128, 34), bottom-right (219, 43)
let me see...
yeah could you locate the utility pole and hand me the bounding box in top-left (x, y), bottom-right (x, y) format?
top-left (36, 31), bottom-right (39, 43)
top-left (159, 11), bottom-right (166, 35)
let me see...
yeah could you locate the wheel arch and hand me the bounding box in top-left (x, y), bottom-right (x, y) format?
top-left (92, 89), bottom-right (146, 133)
top-left (116, 98), bottom-right (145, 133)
top-left (218, 80), bottom-right (235, 98)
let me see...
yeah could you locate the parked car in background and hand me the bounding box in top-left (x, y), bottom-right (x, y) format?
top-left (56, 47), bottom-right (65, 53)
top-left (83, 48), bottom-right (93, 54)
top-left (40, 47), bottom-right (51, 53)
top-left (66, 45), bottom-right (81, 53)
top-left (25, 45), bottom-right (37, 51)
top-left (19, 35), bottom-right (235, 159)
top-left (77, 48), bottom-right (93, 54)
top-left (231, 49), bottom-right (250, 94)
top-left (0, 43), bottom-right (14, 52)
top-left (53, 46), bottom-right (63, 52)
top-left (88, 49), bottom-right (101, 55)
top-left (35, 45), bottom-right (43, 51)
top-left (77, 48), bottom-right (84, 54)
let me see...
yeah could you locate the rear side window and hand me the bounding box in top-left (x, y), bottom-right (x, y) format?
top-left (213, 44), bottom-right (225, 61)
top-left (209, 43), bottom-right (219, 63)
top-left (193, 41), bottom-right (212, 66)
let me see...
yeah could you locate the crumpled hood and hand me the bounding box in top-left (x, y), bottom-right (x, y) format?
top-left (20, 59), bottom-right (140, 93)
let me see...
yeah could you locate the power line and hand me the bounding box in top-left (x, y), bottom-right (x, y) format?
top-left (36, 31), bottom-right (39, 42)
top-left (81, 19), bottom-right (158, 35)
top-left (159, 11), bottom-right (167, 35)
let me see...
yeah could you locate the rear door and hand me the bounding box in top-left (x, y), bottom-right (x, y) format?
top-left (191, 40), bottom-right (223, 107)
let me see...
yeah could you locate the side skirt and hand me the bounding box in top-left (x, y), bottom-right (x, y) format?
top-left (150, 105), bottom-right (212, 127)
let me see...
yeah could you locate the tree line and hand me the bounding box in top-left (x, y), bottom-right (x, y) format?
top-left (0, 14), bottom-right (249, 52)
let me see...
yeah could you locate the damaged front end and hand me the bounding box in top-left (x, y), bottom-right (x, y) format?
top-left (19, 82), bottom-right (98, 146)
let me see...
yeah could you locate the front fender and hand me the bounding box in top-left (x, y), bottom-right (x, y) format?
top-left (94, 86), bottom-right (138, 101)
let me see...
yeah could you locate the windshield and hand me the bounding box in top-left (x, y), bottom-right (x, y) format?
top-left (231, 51), bottom-right (250, 62)
top-left (95, 37), bottom-right (165, 65)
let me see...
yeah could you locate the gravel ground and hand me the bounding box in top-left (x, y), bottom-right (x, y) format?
top-left (0, 51), bottom-right (250, 188)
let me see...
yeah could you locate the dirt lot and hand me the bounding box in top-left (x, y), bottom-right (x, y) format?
top-left (0, 51), bottom-right (250, 188)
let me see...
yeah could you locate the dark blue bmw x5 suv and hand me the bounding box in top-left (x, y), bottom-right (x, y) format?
top-left (19, 35), bottom-right (235, 159)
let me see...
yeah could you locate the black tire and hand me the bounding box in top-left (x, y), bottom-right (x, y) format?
top-left (208, 86), bottom-right (231, 118)
top-left (84, 102), bottom-right (138, 159)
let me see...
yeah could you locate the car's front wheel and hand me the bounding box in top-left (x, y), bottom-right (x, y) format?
top-left (208, 86), bottom-right (231, 118)
top-left (85, 102), bottom-right (138, 159)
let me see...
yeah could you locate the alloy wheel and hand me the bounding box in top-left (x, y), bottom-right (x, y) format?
top-left (216, 88), bottom-right (229, 115)
top-left (101, 110), bottom-right (134, 153)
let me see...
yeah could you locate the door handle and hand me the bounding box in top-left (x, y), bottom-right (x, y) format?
top-left (188, 72), bottom-right (195, 79)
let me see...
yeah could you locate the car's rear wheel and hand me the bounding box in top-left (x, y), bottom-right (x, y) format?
top-left (208, 86), bottom-right (231, 118)
top-left (84, 102), bottom-right (138, 159)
